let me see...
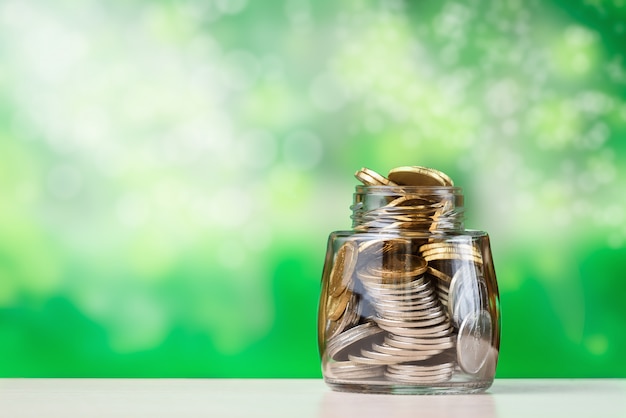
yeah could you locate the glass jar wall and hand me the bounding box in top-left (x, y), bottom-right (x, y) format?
top-left (318, 167), bottom-right (501, 394)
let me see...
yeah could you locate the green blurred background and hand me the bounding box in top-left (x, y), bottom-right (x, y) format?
top-left (0, 0), bottom-right (625, 378)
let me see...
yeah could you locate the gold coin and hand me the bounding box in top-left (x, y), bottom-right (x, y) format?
top-left (421, 247), bottom-right (482, 260)
top-left (385, 195), bottom-right (438, 208)
top-left (355, 167), bottom-right (397, 186)
top-left (325, 292), bottom-right (361, 342)
top-left (424, 253), bottom-right (483, 264)
top-left (388, 166), bottom-right (454, 187)
top-left (365, 253), bottom-right (428, 280)
top-left (358, 238), bottom-right (411, 259)
top-left (427, 266), bottom-right (453, 283)
top-left (329, 241), bottom-right (358, 297)
top-left (419, 242), bottom-right (480, 254)
top-left (328, 286), bottom-right (352, 321)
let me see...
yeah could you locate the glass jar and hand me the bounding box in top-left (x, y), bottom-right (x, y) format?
top-left (318, 184), bottom-right (500, 394)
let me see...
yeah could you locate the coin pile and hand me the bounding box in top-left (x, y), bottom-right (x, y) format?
top-left (322, 166), bottom-right (493, 384)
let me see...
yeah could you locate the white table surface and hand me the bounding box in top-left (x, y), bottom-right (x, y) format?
top-left (0, 379), bottom-right (624, 418)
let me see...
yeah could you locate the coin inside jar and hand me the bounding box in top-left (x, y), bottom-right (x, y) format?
top-left (457, 310), bottom-right (493, 375)
top-left (328, 241), bottom-right (358, 297)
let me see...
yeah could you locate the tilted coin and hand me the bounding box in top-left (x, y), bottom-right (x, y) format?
top-left (426, 266), bottom-right (453, 283)
top-left (325, 292), bottom-right (361, 341)
top-left (355, 167), bottom-right (397, 186)
top-left (327, 286), bottom-right (353, 322)
top-left (448, 264), bottom-right (488, 326)
top-left (329, 241), bottom-right (358, 297)
top-left (326, 321), bottom-right (385, 361)
top-left (388, 166), bottom-right (454, 187)
top-left (457, 309), bottom-right (493, 375)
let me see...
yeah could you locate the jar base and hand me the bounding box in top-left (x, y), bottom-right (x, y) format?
top-left (324, 378), bottom-right (493, 395)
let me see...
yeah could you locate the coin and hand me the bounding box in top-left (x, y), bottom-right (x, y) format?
top-left (388, 166), bottom-right (454, 187)
top-left (424, 252), bottom-right (483, 264)
top-left (326, 321), bottom-right (385, 361)
top-left (326, 360), bottom-right (385, 379)
top-left (325, 292), bottom-right (360, 341)
top-left (384, 336), bottom-right (454, 351)
top-left (448, 264), bottom-right (487, 326)
top-left (350, 349), bottom-right (433, 365)
top-left (376, 321), bottom-right (453, 337)
top-left (360, 254), bottom-right (428, 283)
top-left (374, 314), bottom-right (448, 328)
top-left (426, 266), bottom-right (452, 283)
top-left (370, 343), bottom-right (445, 358)
top-left (355, 167), bottom-right (397, 186)
top-left (420, 242), bottom-right (481, 257)
top-left (328, 286), bottom-right (352, 322)
top-left (457, 310), bottom-right (493, 374)
top-left (329, 241), bottom-right (358, 297)
top-left (384, 374), bottom-right (451, 383)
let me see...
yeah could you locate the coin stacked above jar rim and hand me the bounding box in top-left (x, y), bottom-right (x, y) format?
top-left (321, 166), bottom-right (493, 385)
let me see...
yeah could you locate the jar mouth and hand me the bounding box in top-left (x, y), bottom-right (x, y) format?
top-left (352, 185), bottom-right (464, 232)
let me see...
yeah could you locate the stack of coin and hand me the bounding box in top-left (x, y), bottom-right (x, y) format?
top-left (321, 166), bottom-right (493, 385)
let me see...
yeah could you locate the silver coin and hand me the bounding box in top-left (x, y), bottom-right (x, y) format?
top-left (383, 336), bottom-right (454, 351)
top-left (326, 321), bottom-right (384, 360)
top-left (386, 334), bottom-right (454, 345)
top-left (326, 360), bottom-right (385, 379)
top-left (348, 353), bottom-right (396, 365)
top-left (376, 306), bottom-right (445, 320)
top-left (370, 343), bottom-right (444, 358)
top-left (448, 264), bottom-right (488, 327)
top-left (377, 322), bottom-right (453, 337)
top-left (387, 362), bottom-right (455, 373)
top-left (374, 314), bottom-right (447, 329)
top-left (375, 310), bottom-right (444, 324)
top-left (457, 309), bottom-right (493, 375)
top-left (373, 294), bottom-right (439, 308)
top-left (384, 371), bottom-right (452, 383)
top-left (362, 280), bottom-right (430, 296)
top-left (362, 276), bottom-right (428, 289)
top-left (385, 369), bottom-right (454, 380)
top-left (359, 348), bottom-right (433, 363)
